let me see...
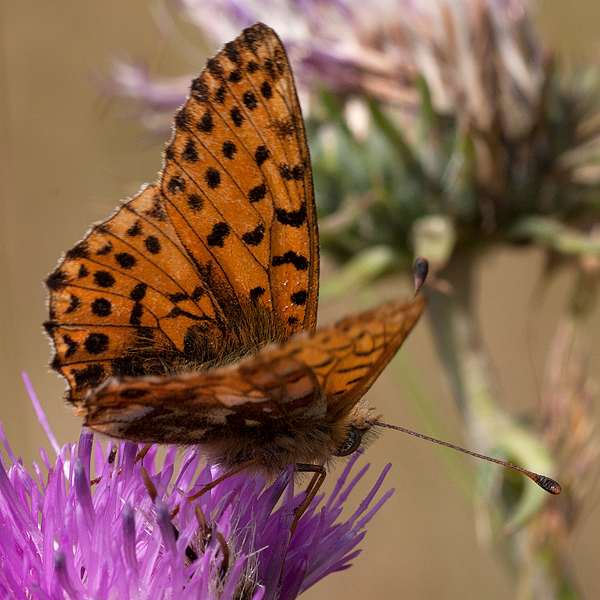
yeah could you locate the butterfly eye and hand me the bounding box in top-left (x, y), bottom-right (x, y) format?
top-left (334, 426), bottom-right (362, 457)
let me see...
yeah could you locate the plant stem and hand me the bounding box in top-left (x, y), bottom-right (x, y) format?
top-left (424, 250), bottom-right (580, 599)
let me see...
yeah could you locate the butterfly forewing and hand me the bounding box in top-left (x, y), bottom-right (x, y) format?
top-left (45, 24), bottom-right (319, 404)
top-left (161, 23), bottom-right (318, 333)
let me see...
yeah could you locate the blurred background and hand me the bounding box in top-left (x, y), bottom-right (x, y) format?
top-left (1, 1), bottom-right (599, 599)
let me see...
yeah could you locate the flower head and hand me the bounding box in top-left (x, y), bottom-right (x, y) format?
top-left (0, 378), bottom-right (393, 600)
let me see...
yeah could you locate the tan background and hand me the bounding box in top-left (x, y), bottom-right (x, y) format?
top-left (1, 1), bottom-right (599, 598)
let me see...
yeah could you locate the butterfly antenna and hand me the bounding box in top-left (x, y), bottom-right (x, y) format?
top-left (368, 420), bottom-right (561, 494)
top-left (413, 257), bottom-right (429, 296)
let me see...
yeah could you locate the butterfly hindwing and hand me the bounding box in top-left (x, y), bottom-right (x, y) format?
top-left (283, 295), bottom-right (428, 417)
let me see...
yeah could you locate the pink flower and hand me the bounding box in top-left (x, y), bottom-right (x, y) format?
top-left (0, 377), bottom-right (393, 599)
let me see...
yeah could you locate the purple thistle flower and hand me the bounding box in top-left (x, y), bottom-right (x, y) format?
top-left (0, 376), bottom-right (393, 599)
top-left (106, 0), bottom-right (535, 136)
top-left (103, 0), bottom-right (421, 124)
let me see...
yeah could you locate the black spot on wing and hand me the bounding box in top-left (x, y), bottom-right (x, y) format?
top-left (96, 242), bottom-right (112, 256)
top-left (260, 81), bottom-right (273, 99)
top-left (230, 106), bottom-right (244, 127)
top-left (66, 242), bottom-right (89, 260)
top-left (207, 58), bottom-right (223, 78)
top-left (224, 40), bottom-right (241, 64)
top-left (228, 69), bottom-right (242, 83)
top-left (168, 292), bottom-right (188, 303)
top-left (44, 320), bottom-right (58, 335)
top-left (264, 58), bottom-right (275, 79)
top-left (250, 286), bottom-right (266, 301)
top-left (290, 290), bottom-right (307, 305)
top-left (182, 139), bottom-right (199, 162)
top-left (255, 146), bottom-right (269, 166)
top-left (206, 222), bottom-right (230, 247)
top-left (168, 176), bottom-right (186, 194)
top-left (248, 184), bottom-right (266, 203)
top-left (46, 270), bottom-right (67, 291)
top-left (130, 303), bottom-right (143, 326)
top-left (50, 354), bottom-right (61, 371)
top-left (65, 294), bottom-right (81, 314)
top-left (214, 85), bottom-right (226, 103)
top-left (205, 167), bottom-right (221, 189)
top-left (275, 203), bottom-right (307, 227)
top-left (279, 164), bottom-right (292, 181)
top-left (198, 111), bottom-right (214, 133)
top-left (145, 195), bottom-right (168, 221)
top-left (130, 283), bottom-right (147, 301)
top-left (126, 221), bottom-right (142, 237)
top-left (188, 194), bottom-right (203, 212)
top-left (191, 286), bottom-right (205, 301)
top-left (84, 333), bottom-right (109, 355)
top-left (241, 224), bottom-right (265, 246)
top-left (144, 236), bottom-right (161, 254)
top-left (272, 252), bottom-right (309, 271)
top-left (222, 141), bottom-right (237, 159)
top-left (91, 298), bottom-right (112, 317)
top-left (243, 91), bottom-right (257, 110)
top-left (115, 252), bottom-right (136, 269)
top-left (93, 271), bottom-right (115, 288)
top-left (291, 165), bottom-right (304, 180)
top-left (191, 78), bottom-right (209, 102)
top-left (73, 364), bottom-right (106, 389)
top-left (62, 334), bottom-right (79, 358)
top-left (175, 107), bottom-right (191, 129)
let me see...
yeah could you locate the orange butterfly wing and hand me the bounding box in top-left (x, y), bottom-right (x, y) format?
top-left (278, 295), bottom-right (427, 419)
top-left (45, 24), bottom-right (318, 405)
top-left (83, 295), bottom-right (426, 471)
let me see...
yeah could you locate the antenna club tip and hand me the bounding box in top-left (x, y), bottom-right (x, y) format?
top-left (413, 257), bottom-right (429, 296)
top-left (537, 475), bottom-right (562, 495)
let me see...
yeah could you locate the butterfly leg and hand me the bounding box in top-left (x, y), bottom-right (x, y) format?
top-left (194, 504), bottom-right (212, 554)
top-left (290, 464), bottom-right (326, 536)
top-left (169, 456), bottom-right (263, 521)
top-left (214, 532), bottom-right (230, 579)
top-left (277, 464), bottom-right (326, 586)
top-left (184, 456), bottom-right (263, 507)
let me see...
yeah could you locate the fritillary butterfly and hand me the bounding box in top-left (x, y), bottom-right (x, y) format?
top-left (44, 23), bottom-right (426, 477)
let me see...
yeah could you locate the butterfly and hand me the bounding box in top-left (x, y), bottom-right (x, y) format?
top-left (44, 23), bottom-right (427, 485)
